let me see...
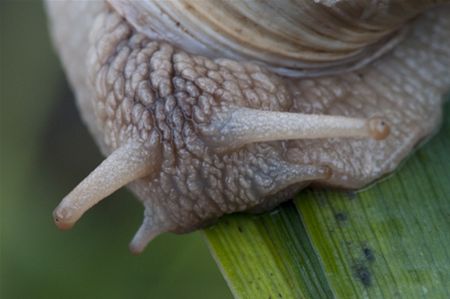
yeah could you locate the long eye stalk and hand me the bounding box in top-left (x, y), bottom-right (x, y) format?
top-left (53, 141), bottom-right (160, 230)
top-left (207, 108), bottom-right (390, 150)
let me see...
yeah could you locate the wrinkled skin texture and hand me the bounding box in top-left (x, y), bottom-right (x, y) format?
top-left (46, 1), bottom-right (450, 242)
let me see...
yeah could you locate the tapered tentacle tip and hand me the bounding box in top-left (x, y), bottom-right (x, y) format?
top-left (52, 141), bottom-right (161, 232)
top-left (129, 243), bottom-right (148, 256)
top-left (53, 205), bottom-right (76, 230)
top-left (367, 117), bottom-right (390, 140)
top-left (129, 235), bottom-right (156, 255)
top-left (128, 221), bottom-right (161, 255)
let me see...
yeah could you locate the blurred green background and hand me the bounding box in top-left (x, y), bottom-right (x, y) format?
top-left (0, 2), bottom-right (231, 298)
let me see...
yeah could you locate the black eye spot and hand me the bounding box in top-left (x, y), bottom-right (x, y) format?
top-left (353, 264), bottom-right (372, 287)
top-left (334, 212), bottom-right (347, 223)
top-left (363, 246), bottom-right (375, 262)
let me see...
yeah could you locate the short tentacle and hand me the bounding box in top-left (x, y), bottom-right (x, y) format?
top-left (259, 162), bottom-right (332, 195)
top-left (53, 140), bottom-right (161, 230)
top-left (205, 108), bottom-right (389, 151)
top-left (128, 214), bottom-right (164, 255)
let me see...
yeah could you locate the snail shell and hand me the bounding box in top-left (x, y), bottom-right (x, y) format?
top-left (45, 0), bottom-right (450, 253)
top-left (109, 0), bottom-right (440, 76)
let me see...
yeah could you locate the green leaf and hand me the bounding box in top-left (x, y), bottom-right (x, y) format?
top-left (205, 102), bottom-right (450, 299)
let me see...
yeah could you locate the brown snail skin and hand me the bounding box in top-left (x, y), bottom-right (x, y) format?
top-left (45, 0), bottom-right (450, 254)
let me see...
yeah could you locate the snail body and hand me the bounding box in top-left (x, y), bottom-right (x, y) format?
top-left (46, 0), bottom-right (450, 253)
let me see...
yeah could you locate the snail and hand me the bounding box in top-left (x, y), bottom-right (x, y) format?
top-left (45, 0), bottom-right (450, 254)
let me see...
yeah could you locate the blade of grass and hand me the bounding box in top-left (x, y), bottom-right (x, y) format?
top-left (205, 102), bottom-right (450, 299)
top-left (205, 203), bottom-right (334, 299)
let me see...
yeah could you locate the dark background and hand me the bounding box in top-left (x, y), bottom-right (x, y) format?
top-left (0, 2), bottom-right (231, 298)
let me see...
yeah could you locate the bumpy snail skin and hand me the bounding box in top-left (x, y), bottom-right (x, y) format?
top-left (46, 1), bottom-right (450, 253)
